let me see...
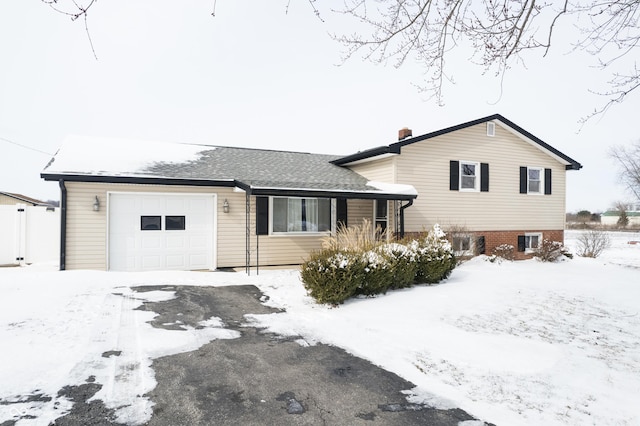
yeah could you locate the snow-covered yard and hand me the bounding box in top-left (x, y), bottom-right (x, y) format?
top-left (1, 230), bottom-right (639, 425)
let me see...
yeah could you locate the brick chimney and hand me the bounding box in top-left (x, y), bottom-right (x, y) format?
top-left (398, 127), bottom-right (413, 141)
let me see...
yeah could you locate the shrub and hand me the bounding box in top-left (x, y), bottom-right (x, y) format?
top-left (377, 243), bottom-right (417, 289)
top-left (488, 244), bottom-right (515, 263)
top-left (322, 219), bottom-right (388, 252)
top-left (300, 223), bottom-right (456, 304)
top-left (412, 225), bottom-right (456, 284)
top-left (533, 239), bottom-right (573, 262)
top-left (300, 249), bottom-right (365, 305)
top-left (576, 230), bottom-right (611, 258)
top-left (356, 250), bottom-right (394, 296)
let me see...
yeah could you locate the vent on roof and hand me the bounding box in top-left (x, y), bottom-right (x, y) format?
top-left (398, 127), bottom-right (413, 141)
top-left (487, 122), bottom-right (495, 137)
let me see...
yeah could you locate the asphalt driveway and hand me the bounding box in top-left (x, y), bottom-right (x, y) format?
top-left (50, 285), bottom-right (491, 426)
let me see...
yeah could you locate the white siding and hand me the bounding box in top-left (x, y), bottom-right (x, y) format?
top-left (63, 182), bottom-right (334, 270)
top-left (389, 123), bottom-right (568, 232)
top-left (348, 157), bottom-right (395, 182)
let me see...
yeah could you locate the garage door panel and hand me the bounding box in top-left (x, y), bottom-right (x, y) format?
top-left (166, 235), bottom-right (186, 249)
top-left (109, 193), bottom-right (215, 271)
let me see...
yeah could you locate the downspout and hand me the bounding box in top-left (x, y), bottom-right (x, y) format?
top-left (399, 199), bottom-right (413, 239)
top-left (59, 180), bottom-right (67, 271)
top-left (246, 190), bottom-right (250, 275)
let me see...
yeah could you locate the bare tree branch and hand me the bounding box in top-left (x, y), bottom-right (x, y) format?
top-left (610, 140), bottom-right (640, 202)
top-left (334, 0), bottom-right (640, 118)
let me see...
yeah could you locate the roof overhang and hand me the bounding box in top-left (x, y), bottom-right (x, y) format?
top-left (41, 173), bottom-right (417, 201)
top-left (331, 114), bottom-right (582, 171)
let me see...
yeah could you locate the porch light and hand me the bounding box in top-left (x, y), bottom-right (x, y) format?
top-left (93, 196), bottom-right (100, 212)
top-left (223, 199), bottom-right (230, 213)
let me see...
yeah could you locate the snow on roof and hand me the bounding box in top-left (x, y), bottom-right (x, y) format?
top-left (43, 135), bottom-right (208, 176)
top-left (366, 181), bottom-right (418, 196)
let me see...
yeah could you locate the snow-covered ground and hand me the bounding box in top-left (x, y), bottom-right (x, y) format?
top-left (1, 230), bottom-right (639, 425)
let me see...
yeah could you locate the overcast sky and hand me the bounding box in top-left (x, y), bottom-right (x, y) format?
top-left (1, 1), bottom-right (638, 212)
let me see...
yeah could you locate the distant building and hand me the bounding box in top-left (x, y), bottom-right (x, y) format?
top-left (0, 191), bottom-right (52, 207)
top-left (601, 205), bottom-right (640, 227)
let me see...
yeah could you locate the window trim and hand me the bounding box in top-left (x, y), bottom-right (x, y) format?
top-left (524, 232), bottom-right (542, 253)
top-left (269, 196), bottom-right (332, 236)
top-left (527, 167), bottom-right (544, 195)
top-left (459, 161), bottom-right (480, 192)
top-left (452, 234), bottom-right (474, 256)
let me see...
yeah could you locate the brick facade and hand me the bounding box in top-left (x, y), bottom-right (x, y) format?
top-left (404, 229), bottom-right (565, 260)
top-left (479, 229), bottom-right (564, 260)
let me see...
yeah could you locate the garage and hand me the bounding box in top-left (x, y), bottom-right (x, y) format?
top-left (108, 193), bottom-right (216, 271)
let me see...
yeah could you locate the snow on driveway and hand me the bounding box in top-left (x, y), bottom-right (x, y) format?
top-left (0, 230), bottom-right (639, 425)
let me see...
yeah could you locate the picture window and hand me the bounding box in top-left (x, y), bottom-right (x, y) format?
top-left (272, 197), bottom-right (331, 234)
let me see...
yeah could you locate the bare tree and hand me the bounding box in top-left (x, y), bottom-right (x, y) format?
top-left (576, 229), bottom-right (610, 258)
top-left (41, 1), bottom-right (640, 114)
top-left (610, 142), bottom-right (640, 202)
top-left (333, 0), bottom-right (639, 112)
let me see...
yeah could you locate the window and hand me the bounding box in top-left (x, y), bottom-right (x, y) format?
top-left (528, 167), bottom-right (543, 194)
top-left (272, 197), bottom-right (331, 233)
top-left (452, 235), bottom-right (472, 255)
top-left (520, 167), bottom-right (552, 195)
top-left (141, 216), bottom-right (161, 230)
top-left (375, 200), bottom-right (388, 232)
top-left (460, 161), bottom-right (479, 191)
top-left (518, 232), bottom-right (542, 252)
top-left (450, 161), bottom-right (488, 192)
top-left (165, 216), bottom-right (185, 230)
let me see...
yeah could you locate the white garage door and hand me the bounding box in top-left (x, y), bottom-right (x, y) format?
top-left (108, 193), bottom-right (216, 271)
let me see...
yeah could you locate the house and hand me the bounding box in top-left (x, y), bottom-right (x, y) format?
top-left (41, 114), bottom-right (581, 272)
top-left (0, 192), bottom-right (60, 266)
top-left (601, 205), bottom-right (640, 227)
top-left (0, 191), bottom-right (52, 207)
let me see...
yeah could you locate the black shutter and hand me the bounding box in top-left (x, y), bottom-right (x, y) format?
top-left (256, 196), bottom-right (269, 235)
top-left (450, 161), bottom-right (459, 191)
top-left (476, 236), bottom-right (486, 254)
top-left (337, 198), bottom-right (348, 228)
top-left (519, 167), bottom-right (528, 194)
top-left (517, 235), bottom-right (526, 252)
top-left (480, 163), bottom-right (489, 192)
top-left (544, 168), bottom-right (552, 195)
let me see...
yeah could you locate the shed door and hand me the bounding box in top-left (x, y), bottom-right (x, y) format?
top-left (108, 193), bottom-right (216, 271)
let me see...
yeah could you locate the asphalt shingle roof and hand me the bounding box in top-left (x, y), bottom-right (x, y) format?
top-left (146, 146), bottom-right (374, 192)
top-left (41, 139), bottom-right (416, 199)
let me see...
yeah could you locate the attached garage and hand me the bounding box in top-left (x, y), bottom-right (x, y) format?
top-left (108, 193), bottom-right (216, 271)
top-left (41, 137), bottom-right (417, 272)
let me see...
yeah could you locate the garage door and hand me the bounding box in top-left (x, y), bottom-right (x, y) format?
top-left (108, 193), bottom-right (216, 271)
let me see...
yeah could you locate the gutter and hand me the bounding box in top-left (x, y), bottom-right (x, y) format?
top-left (399, 199), bottom-right (414, 238)
top-left (59, 180), bottom-right (67, 271)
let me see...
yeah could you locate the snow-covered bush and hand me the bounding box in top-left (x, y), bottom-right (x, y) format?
top-left (355, 249), bottom-right (393, 296)
top-left (412, 224), bottom-right (456, 284)
top-left (300, 224), bottom-right (456, 304)
top-left (300, 249), bottom-right (366, 305)
top-left (377, 242), bottom-right (417, 290)
top-left (488, 244), bottom-right (515, 263)
top-left (533, 239), bottom-right (573, 262)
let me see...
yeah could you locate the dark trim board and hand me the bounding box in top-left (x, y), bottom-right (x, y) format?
top-left (332, 114), bottom-right (582, 171)
top-left (41, 174), bottom-right (416, 202)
